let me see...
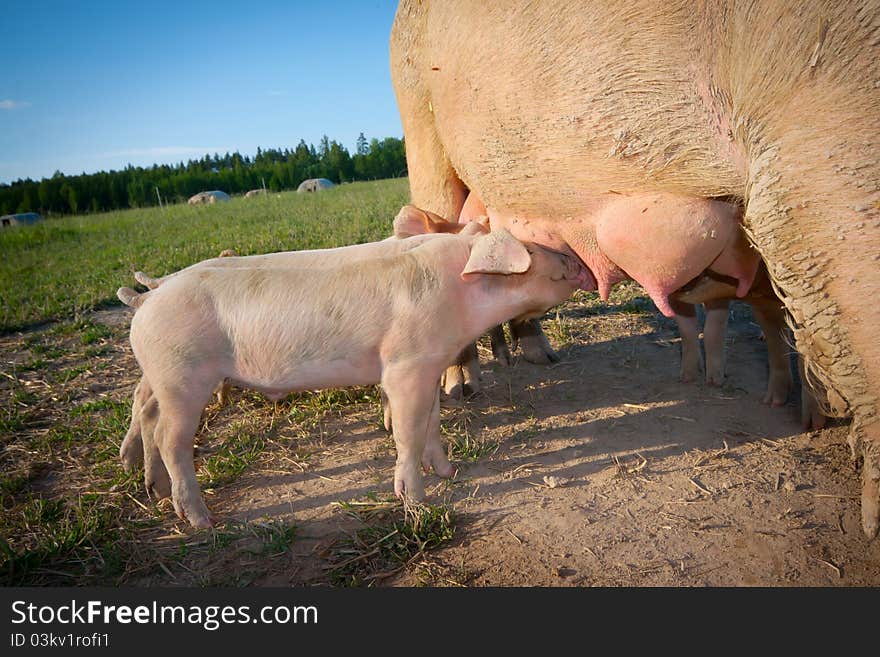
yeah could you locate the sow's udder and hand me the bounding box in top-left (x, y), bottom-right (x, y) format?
top-left (489, 192), bottom-right (758, 317)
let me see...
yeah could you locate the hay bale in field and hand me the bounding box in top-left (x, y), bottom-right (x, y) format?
top-left (1, 212), bottom-right (42, 228)
top-left (296, 178), bottom-right (335, 193)
top-left (244, 189), bottom-right (267, 198)
top-left (187, 190), bottom-right (231, 205)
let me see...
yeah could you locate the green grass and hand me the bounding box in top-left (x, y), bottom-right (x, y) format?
top-left (205, 518), bottom-right (298, 557)
top-left (442, 412), bottom-right (499, 462)
top-left (287, 386), bottom-right (383, 425)
top-left (1, 493), bottom-right (136, 585)
top-left (200, 427), bottom-right (268, 489)
top-left (329, 496), bottom-right (456, 586)
top-left (567, 282), bottom-right (652, 317)
top-left (0, 178), bottom-right (410, 332)
top-left (0, 380), bottom-right (149, 585)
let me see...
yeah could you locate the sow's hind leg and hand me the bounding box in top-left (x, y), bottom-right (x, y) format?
top-left (745, 122), bottom-right (880, 538)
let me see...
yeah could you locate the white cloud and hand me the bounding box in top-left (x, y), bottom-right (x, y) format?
top-left (0, 99), bottom-right (30, 110)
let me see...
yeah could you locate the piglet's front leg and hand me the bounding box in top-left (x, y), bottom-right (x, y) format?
top-left (671, 300), bottom-right (703, 383)
top-left (420, 385), bottom-right (455, 478)
top-left (383, 384), bottom-right (454, 480)
top-left (702, 300), bottom-right (730, 386)
top-left (382, 363), bottom-right (443, 501)
top-left (442, 343), bottom-right (481, 398)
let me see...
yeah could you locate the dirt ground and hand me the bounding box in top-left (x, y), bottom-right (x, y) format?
top-left (4, 287), bottom-right (880, 586)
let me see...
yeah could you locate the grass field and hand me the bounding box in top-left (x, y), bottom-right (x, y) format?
top-left (0, 178), bottom-right (410, 332)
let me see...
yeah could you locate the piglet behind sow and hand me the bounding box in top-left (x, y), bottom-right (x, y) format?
top-left (121, 225), bottom-right (581, 527)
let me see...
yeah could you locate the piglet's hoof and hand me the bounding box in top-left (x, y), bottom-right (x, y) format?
top-left (175, 502), bottom-right (214, 529)
top-left (519, 335), bottom-right (560, 365)
top-left (442, 365), bottom-right (477, 398)
top-left (145, 471), bottom-right (172, 501)
top-left (120, 436), bottom-right (144, 472)
top-left (394, 469), bottom-right (426, 503)
top-left (177, 509), bottom-right (214, 529)
top-left (800, 388), bottom-right (827, 431)
top-left (172, 484), bottom-right (214, 529)
top-left (421, 443), bottom-right (455, 479)
top-left (430, 460), bottom-right (456, 479)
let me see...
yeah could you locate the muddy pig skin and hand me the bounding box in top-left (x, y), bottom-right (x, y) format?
top-left (391, 1), bottom-right (880, 536)
top-left (120, 226), bottom-right (581, 527)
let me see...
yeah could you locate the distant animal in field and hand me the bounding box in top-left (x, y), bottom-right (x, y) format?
top-left (296, 178), bottom-right (335, 193)
top-left (1, 212), bottom-right (42, 228)
top-left (187, 190), bottom-right (231, 205)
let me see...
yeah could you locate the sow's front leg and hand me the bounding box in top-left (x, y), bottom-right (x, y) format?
top-left (488, 318), bottom-right (561, 367)
top-left (489, 325), bottom-right (512, 366)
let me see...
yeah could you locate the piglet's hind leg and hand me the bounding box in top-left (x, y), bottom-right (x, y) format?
top-left (120, 376), bottom-right (150, 471)
top-left (152, 385), bottom-right (214, 528)
top-left (141, 394), bottom-right (171, 500)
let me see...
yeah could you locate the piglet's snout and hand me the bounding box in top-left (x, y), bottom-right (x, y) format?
top-left (535, 247), bottom-right (583, 284)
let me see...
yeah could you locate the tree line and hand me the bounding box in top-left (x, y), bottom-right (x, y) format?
top-left (0, 133), bottom-right (407, 216)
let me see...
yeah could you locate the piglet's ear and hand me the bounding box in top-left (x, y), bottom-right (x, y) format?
top-left (461, 229), bottom-right (531, 277)
top-left (393, 204), bottom-right (459, 238)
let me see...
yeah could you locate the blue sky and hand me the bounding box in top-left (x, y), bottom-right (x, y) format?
top-left (0, 0), bottom-right (404, 184)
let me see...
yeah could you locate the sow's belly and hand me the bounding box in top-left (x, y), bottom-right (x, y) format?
top-left (461, 191), bottom-right (759, 317)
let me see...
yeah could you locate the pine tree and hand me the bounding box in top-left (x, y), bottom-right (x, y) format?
top-left (356, 132), bottom-right (368, 156)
